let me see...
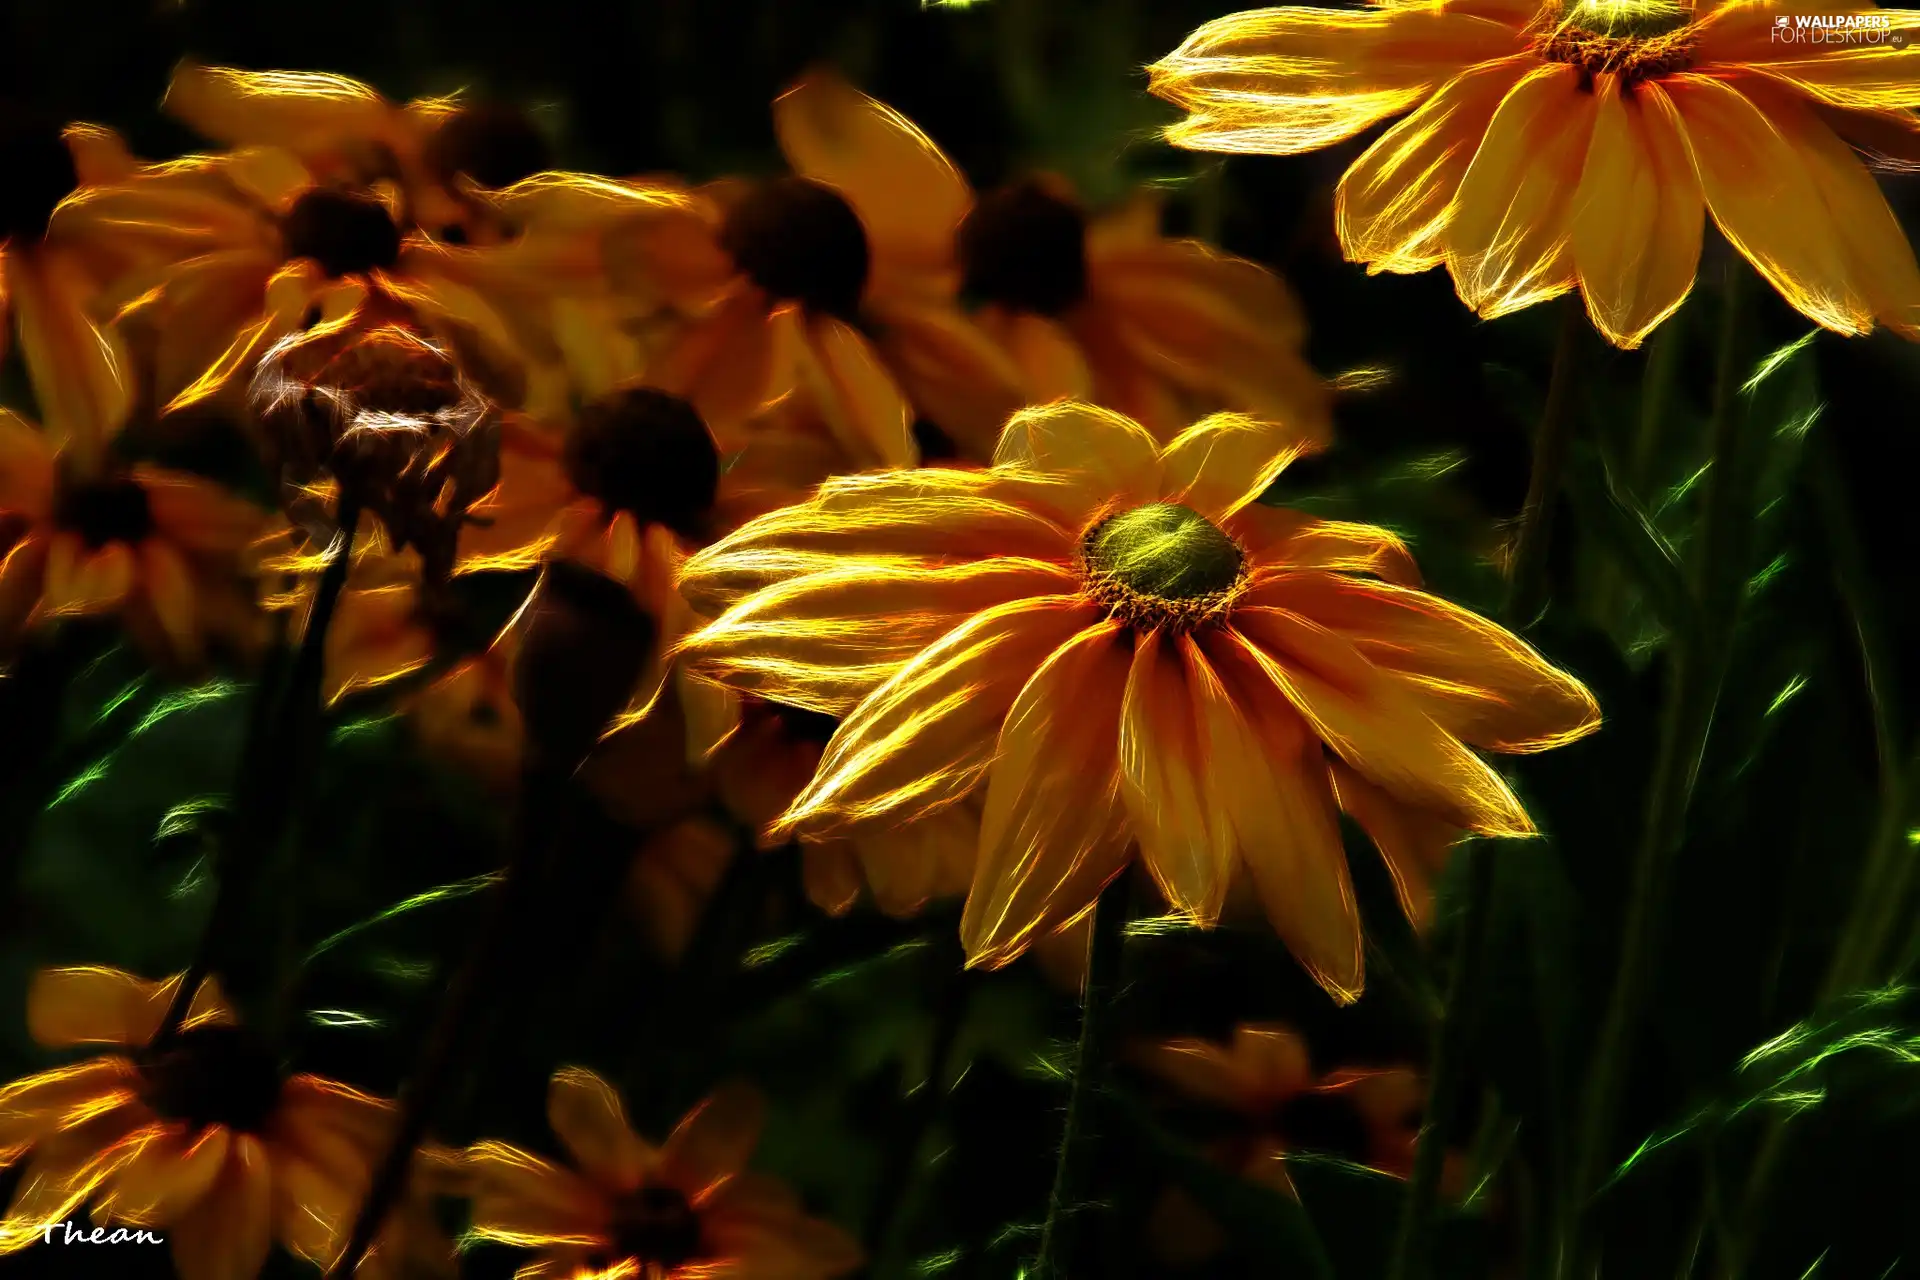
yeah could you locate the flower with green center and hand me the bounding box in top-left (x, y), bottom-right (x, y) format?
top-left (676, 402), bottom-right (1602, 997)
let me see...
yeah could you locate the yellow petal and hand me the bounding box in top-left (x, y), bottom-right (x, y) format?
top-left (977, 306), bottom-right (1094, 415)
top-left (960, 620), bottom-right (1134, 968)
top-left (96, 1126), bottom-right (231, 1227)
top-left (0, 536), bottom-right (50, 645)
top-left (1446, 63), bottom-right (1596, 320)
top-left (139, 541), bottom-right (200, 663)
top-left (773, 71), bottom-right (971, 272)
top-left (38, 537), bottom-right (135, 618)
top-left (140, 250), bottom-right (282, 405)
top-left (680, 556), bottom-right (1078, 715)
top-left (1329, 759), bottom-right (1461, 932)
top-left (865, 295), bottom-right (1028, 461)
top-left (1570, 77), bottom-right (1703, 349)
top-left (548, 1068), bottom-right (652, 1195)
top-left (1224, 608), bottom-right (1534, 837)
top-left (1224, 505), bottom-right (1423, 586)
top-left (28, 966), bottom-right (229, 1048)
top-left (167, 1133), bottom-right (272, 1280)
top-left (660, 1082), bottom-right (766, 1207)
top-left (802, 840), bottom-right (866, 917)
top-left (1666, 73), bottom-right (1872, 335)
top-left (1119, 631), bottom-right (1232, 924)
top-left (164, 62), bottom-right (397, 151)
top-left (6, 250), bottom-right (130, 459)
top-left (991, 399), bottom-right (1160, 525)
top-left (62, 124), bottom-right (138, 185)
top-left (1193, 633), bottom-right (1364, 1002)
top-left (1156, 411), bottom-right (1311, 520)
top-left (800, 315), bottom-right (915, 469)
top-left (166, 260), bottom-right (318, 413)
top-left (1149, 4), bottom-right (1524, 154)
top-left (1242, 571), bottom-right (1601, 752)
top-left (137, 467), bottom-right (266, 553)
top-left (0, 1057), bottom-right (139, 1150)
top-left (0, 410), bottom-right (57, 520)
top-left (1336, 55), bottom-right (1531, 275)
top-left (464, 1141), bottom-right (607, 1245)
top-left (1700, 7), bottom-right (1920, 110)
top-left (777, 596), bottom-right (1100, 837)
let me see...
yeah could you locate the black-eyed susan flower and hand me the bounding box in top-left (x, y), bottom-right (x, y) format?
top-left (1150, 0), bottom-right (1920, 347)
top-left (0, 408), bottom-right (267, 665)
top-left (464, 1067), bottom-right (863, 1279)
top-left (489, 74), bottom-right (1026, 468)
top-left (710, 698), bottom-right (979, 921)
top-left (677, 403), bottom-right (1600, 996)
top-left (771, 71), bottom-right (1334, 454)
top-left (0, 966), bottom-right (425, 1278)
top-left (163, 61), bottom-right (552, 246)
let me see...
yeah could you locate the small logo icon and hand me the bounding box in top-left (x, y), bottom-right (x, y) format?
top-left (1775, 14), bottom-right (1788, 24)
top-left (1896, 31), bottom-right (1911, 46)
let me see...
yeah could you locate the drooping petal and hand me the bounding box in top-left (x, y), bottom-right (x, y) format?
top-left (166, 260), bottom-right (320, 413)
top-left (167, 1134), bottom-right (272, 1280)
top-left (1337, 55), bottom-right (1534, 273)
top-left (991, 400), bottom-right (1161, 523)
top-left (1701, 9), bottom-right (1920, 109)
top-left (1329, 760), bottom-right (1461, 931)
top-left (1666, 73), bottom-right (1873, 335)
top-left (1240, 571), bottom-right (1601, 752)
top-left (1149, 5), bottom-right (1527, 154)
top-left (1119, 631), bottom-right (1232, 924)
top-left (864, 295), bottom-right (1029, 460)
top-left (0, 410), bottom-right (57, 521)
top-left (659, 1082), bottom-right (766, 1207)
top-left (776, 596), bottom-right (1100, 838)
top-left (1156, 411), bottom-right (1311, 520)
top-left (27, 966), bottom-right (230, 1048)
top-left (976, 306), bottom-right (1094, 413)
top-left (137, 249), bottom-right (283, 405)
top-left (651, 291), bottom-right (788, 433)
top-left (1570, 77), bottom-right (1704, 348)
top-left (960, 621), bottom-right (1135, 968)
top-left (95, 1126), bottom-right (231, 1227)
top-left (1190, 633), bottom-right (1364, 1001)
top-left (0, 1058), bottom-right (139, 1150)
top-left (1446, 63), bottom-right (1597, 320)
top-left (800, 314), bottom-right (916, 469)
top-left (0, 536), bottom-right (50, 645)
top-left (6, 250), bottom-right (131, 460)
top-left (1225, 607), bottom-right (1535, 836)
top-left (138, 541), bottom-right (200, 663)
top-left (773, 71), bottom-right (972, 273)
top-left (1224, 505), bottom-right (1423, 586)
top-left (547, 1068), bottom-right (652, 1196)
top-left (465, 1141), bottom-right (608, 1245)
top-left (679, 557), bottom-right (1079, 715)
top-left (136, 467), bottom-right (269, 552)
top-left (164, 63), bottom-right (397, 152)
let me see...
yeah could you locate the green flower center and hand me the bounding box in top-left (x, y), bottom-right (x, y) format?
top-left (1081, 503), bottom-right (1245, 630)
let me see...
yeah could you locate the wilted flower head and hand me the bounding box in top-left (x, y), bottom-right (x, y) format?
top-left (250, 313), bottom-right (501, 578)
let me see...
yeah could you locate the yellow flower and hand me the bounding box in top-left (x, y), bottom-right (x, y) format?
top-left (114, 145), bottom-right (552, 415)
top-left (709, 698), bottom-right (980, 920)
top-left (0, 966), bottom-right (423, 1278)
top-left (678, 403), bottom-right (1600, 996)
top-left (163, 62), bottom-right (552, 244)
top-left (489, 74), bottom-right (1027, 469)
top-left (465, 1067), bottom-right (863, 1279)
top-left (1150, 0), bottom-right (1920, 347)
top-left (0, 408), bottom-right (267, 665)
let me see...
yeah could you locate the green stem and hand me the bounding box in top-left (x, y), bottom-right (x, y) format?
top-left (865, 956), bottom-right (971, 1266)
top-left (1032, 876), bottom-right (1130, 1279)
top-left (153, 504), bottom-right (361, 1048)
top-left (1565, 261), bottom-right (1753, 1273)
top-left (1591, 317), bottom-right (1686, 627)
top-left (1387, 844), bottom-right (1498, 1280)
top-left (1505, 299), bottom-right (1587, 625)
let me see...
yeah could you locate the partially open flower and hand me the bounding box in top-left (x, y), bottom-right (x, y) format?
top-left (251, 315), bottom-right (501, 577)
top-left (464, 1067), bottom-right (862, 1279)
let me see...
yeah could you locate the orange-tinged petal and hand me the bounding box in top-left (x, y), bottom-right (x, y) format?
top-left (0, 536), bottom-right (50, 644)
top-left (960, 620), bottom-right (1134, 968)
top-left (168, 1133), bottom-right (271, 1280)
top-left (1329, 760), bottom-right (1460, 931)
top-left (62, 124), bottom-right (138, 185)
top-left (1235, 1025), bottom-right (1318, 1102)
top-left (1666, 73), bottom-right (1872, 335)
top-left (1193, 633), bottom-right (1364, 1001)
top-left (660, 1082), bottom-right (766, 1206)
top-left (1149, 5), bottom-right (1525, 154)
top-left (1225, 505), bottom-right (1423, 586)
top-left (465, 1141), bottom-right (608, 1245)
top-left (139, 249), bottom-right (283, 404)
top-left (96, 1126), bottom-right (231, 1227)
top-left (1570, 77), bottom-right (1703, 348)
top-left (39, 538), bottom-right (136, 618)
top-left (680, 557), bottom-right (1079, 715)
top-left (167, 260), bottom-right (319, 412)
top-left (776, 595), bottom-right (1100, 837)
top-left (991, 400), bottom-right (1160, 524)
top-left (597, 197), bottom-right (738, 312)
top-left (801, 314), bottom-right (915, 469)
top-left (1703, 8), bottom-right (1920, 108)
top-left (977, 306), bottom-right (1093, 413)
top-left (137, 467), bottom-right (267, 553)
top-left (703, 1185), bottom-right (866, 1278)
top-left (139, 540), bottom-right (200, 662)
top-left (803, 840), bottom-right (866, 917)
top-left (1156, 411), bottom-right (1310, 520)
top-left (773, 71), bottom-right (971, 272)
top-left (548, 1068), bottom-right (652, 1195)
top-left (1338, 55), bottom-right (1531, 274)
top-left (0, 1058), bottom-right (138, 1150)
top-left (1224, 607), bottom-right (1535, 836)
top-left (1446, 63), bottom-right (1595, 320)
top-left (272, 1147), bottom-right (357, 1267)
top-left (6, 250), bottom-right (131, 459)
top-left (653, 291), bottom-right (786, 433)
top-left (28, 967), bottom-right (230, 1048)
top-left (1241, 571), bottom-right (1601, 752)
top-left (853, 799), bottom-right (980, 918)
top-left (164, 62), bottom-right (396, 151)
top-left (324, 584), bottom-right (434, 703)
top-left (865, 295), bottom-right (1028, 460)
top-left (1119, 631), bottom-right (1232, 924)
top-left (1, 1112), bottom-right (143, 1251)
top-left (0, 410), bottom-right (57, 520)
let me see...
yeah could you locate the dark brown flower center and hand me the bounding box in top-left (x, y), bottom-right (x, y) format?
top-left (54, 474), bottom-right (155, 549)
top-left (282, 189), bottom-right (403, 279)
top-left (911, 418), bottom-right (962, 462)
top-left (1532, 1), bottom-right (1696, 87)
top-left (601, 1184), bottom-right (707, 1272)
top-left (138, 1024), bottom-right (285, 1136)
top-left (565, 388), bottom-right (719, 540)
top-left (720, 176), bottom-right (870, 320)
top-left (1081, 502), bottom-right (1245, 632)
top-left (424, 105), bottom-right (552, 191)
top-left (0, 115), bottom-right (78, 245)
top-left (958, 179), bottom-right (1089, 317)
